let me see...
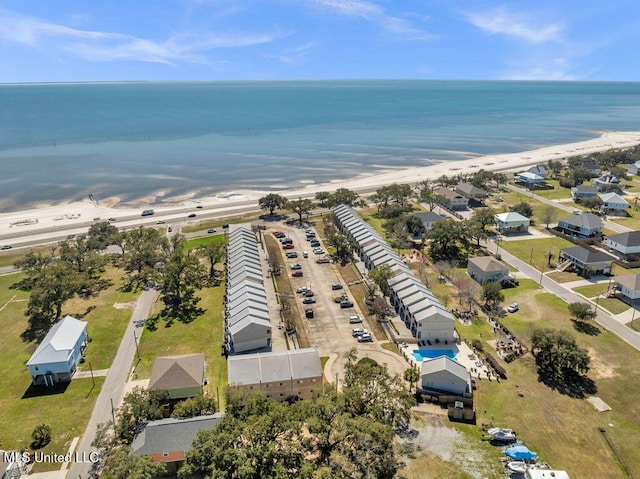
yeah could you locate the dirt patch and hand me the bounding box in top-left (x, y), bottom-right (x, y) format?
top-left (587, 347), bottom-right (617, 379)
top-left (402, 411), bottom-right (505, 479)
top-left (114, 300), bottom-right (137, 309)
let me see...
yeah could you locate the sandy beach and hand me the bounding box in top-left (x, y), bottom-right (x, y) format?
top-left (2, 130), bottom-right (640, 238)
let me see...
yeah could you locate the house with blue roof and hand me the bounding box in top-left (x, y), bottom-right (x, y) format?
top-left (26, 315), bottom-right (88, 386)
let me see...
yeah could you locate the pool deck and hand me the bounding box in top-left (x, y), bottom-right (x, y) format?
top-left (402, 342), bottom-right (494, 379)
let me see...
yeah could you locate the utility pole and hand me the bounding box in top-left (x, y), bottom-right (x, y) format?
top-left (89, 362), bottom-right (95, 388)
top-left (110, 398), bottom-right (116, 426)
top-left (133, 329), bottom-right (141, 362)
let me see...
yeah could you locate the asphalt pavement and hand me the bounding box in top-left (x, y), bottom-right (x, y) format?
top-left (67, 288), bottom-right (157, 479)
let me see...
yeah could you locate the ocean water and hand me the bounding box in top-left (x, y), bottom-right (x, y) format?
top-left (1, 80), bottom-right (640, 212)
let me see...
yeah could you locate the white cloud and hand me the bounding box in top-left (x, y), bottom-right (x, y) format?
top-left (265, 41), bottom-right (318, 64)
top-left (304, 0), bottom-right (435, 40)
top-left (500, 57), bottom-right (582, 81)
top-left (0, 9), bottom-right (281, 64)
top-left (465, 7), bottom-right (563, 45)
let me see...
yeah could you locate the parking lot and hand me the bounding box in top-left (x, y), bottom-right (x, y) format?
top-left (269, 224), bottom-right (376, 357)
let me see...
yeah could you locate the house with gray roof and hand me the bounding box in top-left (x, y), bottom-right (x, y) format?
top-left (516, 171), bottom-right (545, 187)
top-left (26, 315), bottom-right (88, 386)
top-left (132, 413), bottom-right (225, 474)
top-left (528, 164), bottom-right (548, 178)
top-left (600, 192), bottom-right (629, 215)
top-left (604, 231), bottom-right (640, 256)
top-left (571, 184), bottom-right (598, 201)
top-left (467, 256), bottom-right (509, 285)
top-left (455, 183), bottom-right (488, 201)
top-left (434, 188), bottom-right (468, 210)
top-left (148, 354), bottom-right (206, 399)
top-left (627, 161), bottom-right (640, 176)
top-left (557, 213), bottom-right (603, 238)
top-left (227, 348), bottom-right (322, 401)
top-left (420, 356), bottom-right (470, 396)
top-left (614, 274), bottom-right (640, 300)
top-left (593, 173), bottom-right (621, 190)
top-left (412, 211), bottom-right (444, 233)
top-left (559, 245), bottom-right (613, 276)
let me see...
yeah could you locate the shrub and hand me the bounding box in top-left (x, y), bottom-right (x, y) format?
top-left (31, 424), bottom-right (51, 450)
top-left (485, 354), bottom-right (507, 379)
top-left (472, 339), bottom-right (484, 352)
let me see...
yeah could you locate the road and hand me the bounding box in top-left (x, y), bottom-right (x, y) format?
top-left (488, 238), bottom-right (640, 351)
top-left (503, 183), bottom-right (632, 233)
top-left (67, 289), bottom-right (157, 479)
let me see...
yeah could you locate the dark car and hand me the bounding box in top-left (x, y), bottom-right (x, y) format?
top-left (196, 205), bottom-right (203, 209)
top-left (340, 300), bottom-right (354, 308)
top-left (0, 245), bottom-right (12, 250)
top-left (305, 309), bottom-right (314, 319)
top-left (283, 244), bottom-right (295, 249)
top-left (331, 283), bottom-right (343, 290)
top-left (188, 213), bottom-right (196, 218)
top-left (302, 297), bottom-right (316, 304)
top-left (310, 240), bottom-right (320, 247)
top-left (207, 228), bottom-right (216, 233)
top-left (291, 271), bottom-right (303, 277)
top-left (304, 290), bottom-right (314, 297)
top-left (286, 252), bottom-right (298, 258)
top-left (108, 217), bottom-right (117, 222)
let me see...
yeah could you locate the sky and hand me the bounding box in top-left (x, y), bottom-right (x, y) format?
top-left (0, 0), bottom-right (638, 83)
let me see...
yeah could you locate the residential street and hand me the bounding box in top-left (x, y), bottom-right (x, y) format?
top-left (487, 238), bottom-right (640, 351)
top-left (67, 289), bottom-right (157, 479)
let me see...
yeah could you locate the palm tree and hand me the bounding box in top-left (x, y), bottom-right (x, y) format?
top-left (403, 367), bottom-right (420, 392)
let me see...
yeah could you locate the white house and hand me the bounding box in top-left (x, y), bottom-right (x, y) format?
top-left (527, 164), bottom-right (548, 178)
top-left (604, 231), bottom-right (640, 255)
top-left (495, 212), bottom-right (530, 234)
top-left (516, 171), bottom-right (545, 187)
top-left (420, 356), bottom-right (470, 396)
top-left (627, 161), bottom-right (640, 175)
top-left (434, 188), bottom-right (468, 210)
top-left (412, 211), bottom-right (444, 233)
top-left (26, 316), bottom-right (88, 386)
top-left (599, 192), bottom-right (629, 215)
top-left (614, 274), bottom-right (640, 300)
top-left (593, 173), bottom-right (620, 190)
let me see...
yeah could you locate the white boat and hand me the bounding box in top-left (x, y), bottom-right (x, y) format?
top-left (487, 427), bottom-right (517, 442)
top-left (507, 461), bottom-right (527, 473)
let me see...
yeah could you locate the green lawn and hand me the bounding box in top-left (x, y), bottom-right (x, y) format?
top-left (535, 179), bottom-right (572, 200)
top-left (574, 283), bottom-right (610, 298)
top-left (184, 234), bottom-right (227, 250)
top-left (135, 283), bottom-right (228, 403)
top-left (181, 211), bottom-right (263, 233)
top-left (468, 279), bottom-right (640, 478)
top-left (500, 237), bottom-right (574, 271)
top-left (597, 297), bottom-right (630, 315)
top-left (0, 267), bottom-right (137, 471)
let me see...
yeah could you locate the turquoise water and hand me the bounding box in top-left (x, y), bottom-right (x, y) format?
top-left (1, 80), bottom-right (640, 211)
top-left (413, 349), bottom-right (458, 362)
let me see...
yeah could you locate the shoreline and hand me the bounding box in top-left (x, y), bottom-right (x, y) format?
top-left (2, 130), bottom-right (640, 235)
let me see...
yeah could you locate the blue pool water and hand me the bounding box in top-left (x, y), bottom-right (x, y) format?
top-left (413, 349), bottom-right (457, 362)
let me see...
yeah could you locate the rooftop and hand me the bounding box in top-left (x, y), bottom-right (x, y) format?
top-left (26, 316), bottom-right (87, 366)
top-left (148, 354), bottom-right (205, 392)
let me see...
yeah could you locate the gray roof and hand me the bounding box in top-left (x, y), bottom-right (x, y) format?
top-left (227, 307), bottom-right (270, 327)
top-left (27, 316), bottom-right (87, 366)
top-left (148, 354), bottom-right (205, 392)
top-left (434, 188), bottom-right (465, 201)
top-left (606, 231), bottom-right (640, 247)
top-left (227, 348), bottom-right (321, 386)
top-left (468, 256), bottom-right (508, 273)
top-left (132, 413), bottom-right (225, 457)
top-left (456, 183), bottom-right (488, 197)
top-left (615, 274), bottom-right (640, 291)
top-left (558, 213), bottom-right (603, 230)
top-left (420, 356), bottom-right (468, 382)
top-left (573, 185), bottom-right (598, 194)
top-left (561, 245), bottom-right (614, 264)
top-left (600, 192), bottom-right (628, 205)
top-left (228, 315), bottom-right (271, 336)
top-left (412, 211), bottom-right (445, 223)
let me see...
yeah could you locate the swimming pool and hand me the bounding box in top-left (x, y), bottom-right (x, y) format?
top-left (413, 349), bottom-right (458, 362)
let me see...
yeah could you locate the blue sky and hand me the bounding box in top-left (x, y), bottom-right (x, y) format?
top-left (0, 1), bottom-right (638, 82)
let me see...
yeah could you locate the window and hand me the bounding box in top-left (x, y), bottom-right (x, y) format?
top-left (163, 453), bottom-right (169, 457)
top-left (279, 382), bottom-right (283, 386)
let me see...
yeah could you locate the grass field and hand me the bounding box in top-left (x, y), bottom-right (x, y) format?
top-left (184, 234), bottom-right (227, 250)
top-left (491, 190), bottom-right (568, 229)
top-left (181, 211), bottom-right (263, 233)
top-left (135, 283), bottom-right (228, 404)
top-left (464, 279), bottom-right (640, 478)
top-left (500, 236), bottom-right (574, 271)
top-left (0, 266), bottom-right (139, 471)
top-left (574, 283), bottom-right (611, 298)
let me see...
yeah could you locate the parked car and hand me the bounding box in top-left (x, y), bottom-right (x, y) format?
top-left (283, 244), bottom-right (295, 249)
top-left (274, 232), bottom-right (286, 238)
top-left (303, 251), bottom-right (308, 258)
top-left (349, 315), bottom-right (362, 323)
top-left (334, 293), bottom-right (348, 303)
top-left (340, 300), bottom-right (354, 308)
top-left (310, 240), bottom-right (320, 247)
top-left (296, 287), bottom-right (310, 294)
top-left (305, 309), bottom-right (314, 319)
top-left (302, 297), bottom-right (316, 304)
top-left (352, 328), bottom-right (367, 337)
top-left (316, 257), bottom-right (330, 264)
top-left (167, 226), bottom-right (173, 233)
top-left (207, 228), bottom-right (216, 233)
top-left (313, 248), bottom-right (325, 254)
top-left (291, 271), bottom-right (303, 277)
top-left (290, 263), bottom-right (302, 270)
top-left (507, 303), bottom-right (519, 313)
top-left (281, 238), bottom-right (293, 244)
top-left (357, 333), bottom-right (373, 342)
top-left (188, 213), bottom-right (196, 218)
top-left (304, 291), bottom-right (315, 297)
top-left (286, 252), bottom-right (299, 258)
top-left (331, 283), bottom-right (343, 290)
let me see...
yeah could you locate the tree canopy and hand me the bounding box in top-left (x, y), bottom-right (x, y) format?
top-left (426, 219), bottom-right (469, 262)
top-left (259, 193), bottom-right (288, 215)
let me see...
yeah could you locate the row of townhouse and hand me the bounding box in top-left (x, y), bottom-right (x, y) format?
top-left (332, 205), bottom-right (456, 344)
top-left (224, 227), bottom-right (271, 354)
